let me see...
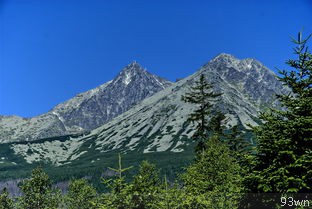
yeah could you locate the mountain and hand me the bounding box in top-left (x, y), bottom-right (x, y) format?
top-left (0, 62), bottom-right (172, 143)
top-left (73, 53), bottom-right (288, 154)
top-left (0, 53), bottom-right (291, 195)
top-left (4, 53), bottom-right (289, 168)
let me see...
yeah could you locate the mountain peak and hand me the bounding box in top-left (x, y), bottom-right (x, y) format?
top-left (116, 61), bottom-right (147, 85)
top-left (211, 53), bottom-right (237, 63)
top-left (124, 61), bottom-right (144, 72)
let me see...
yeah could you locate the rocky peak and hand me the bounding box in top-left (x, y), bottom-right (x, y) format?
top-left (0, 61), bottom-right (172, 143)
top-left (202, 53), bottom-right (289, 107)
top-left (113, 61), bottom-right (172, 89)
top-left (207, 53), bottom-right (266, 75)
top-left (211, 53), bottom-right (237, 64)
top-left (116, 61), bottom-right (147, 85)
top-left (54, 62), bottom-right (172, 132)
top-left (126, 60), bottom-right (141, 69)
top-left (123, 61), bottom-right (145, 74)
top-left (210, 53), bottom-right (269, 73)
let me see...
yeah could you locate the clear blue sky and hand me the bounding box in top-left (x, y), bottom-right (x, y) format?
top-left (0, 0), bottom-right (311, 117)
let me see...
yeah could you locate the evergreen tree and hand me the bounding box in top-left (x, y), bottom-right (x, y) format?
top-left (0, 188), bottom-right (14, 209)
top-left (208, 110), bottom-right (227, 137)
top-left (131, 160), bottom-right (160, 208)
top-left (65, 178), bottom-right (98, 209)
top-left (247, 32), bottom-right (312, 193)
top-left (181, 74), bottom-right (221, 152)
top-left (227, 125), bottom-right (252, 166)
top-left (180, 135), bottom-right (244, 208)
top-left (154, 176), bottom-right (184, 209)
top-left (18, 167), bottom-right (61, 209)
top-left (228, 125), bottom-right (246, 153)
top-left (98, 154), bottom-right (133, 209)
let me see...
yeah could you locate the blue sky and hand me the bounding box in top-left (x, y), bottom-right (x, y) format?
top-left (0, 0), bottom-right (311, 117)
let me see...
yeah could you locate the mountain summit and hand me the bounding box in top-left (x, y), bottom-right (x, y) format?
top-left (113, 61), bottom-right (170, 88)
top-left (207, 53), bottom-right (288, 105)
top-left (115, 61), bottom-right (145, 85)
top-left (53, 61), bottom-right (172, 132)
top-left (0, 62), bottom-right (172, 143)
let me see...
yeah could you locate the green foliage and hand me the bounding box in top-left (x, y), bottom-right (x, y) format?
top-left (181, 74), bottom-right (221, 153)
top-left (97, 157), bottom-right (188, 209)
top-left (182, 74), bottom-right (221, 140)
top-left (226, 125), bottom-right (253, 170)
top-left (180, 73), bottom-right (247, 208)
top-left (208, 111), bottom-right (227, 137)
top-left (107, 153), bottom-right (133, 181)
top-left (181, 135), bottom-right (244, 208)
top-left (98, 154), bottom-right (134, 209)
top-left (0, 127), bottom-right (195, 188)
top-left (151, 176), bottom-right (184, 209)
top-left (227, 125), bottom-right (250, 154)
top-left (18, 167), bottom-right (61, 209)
top-left (130, 160), bottom-right (161, 208)
top-left (4, 32), bottom-right (300, 209)
top-left (247, 32), bottom-right (312, 194)
top-left (5, 147), bottom-right (246, 208)
top-left (0, 188), bottom-right (14, 209)
top-left (65, 178), bottom-right (98, 209)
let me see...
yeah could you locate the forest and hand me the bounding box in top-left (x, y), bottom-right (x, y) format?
top-left (0, 33), bottom-right (311, 209)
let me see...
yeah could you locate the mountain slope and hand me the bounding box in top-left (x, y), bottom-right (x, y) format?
top-left (84, 54), bottom-right (287, 154)
top-left (8, 54), bottom-right (288, 167)
top-left (51, 61), bottom-right (172, 131)
top-left (0, 62), bottom-right (172, 143)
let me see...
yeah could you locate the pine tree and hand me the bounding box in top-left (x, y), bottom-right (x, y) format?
top-left (18, 167), bottom-right (61, 209)
top-left (248, 32), bottom-right (312, 193)
top-left (182, 74), bottom-right (221, 152)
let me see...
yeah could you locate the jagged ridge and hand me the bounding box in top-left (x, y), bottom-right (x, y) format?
top-left (0, 62), bottom-right (172, 143)
top-left (9, 53), bottom-right (289, 166)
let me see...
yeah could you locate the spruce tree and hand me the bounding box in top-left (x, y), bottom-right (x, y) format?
top-left (248, 32), bottom-right (312, 193)
top-left (227, 125), bottom-right (252, 165)
top-left (18, 167), bottom-right (61, 209)
top-left (228, 125), bottom-right (247, 153)
top-left (131, 161), bottom-right (161, 208)
top-left (98, 154), bottom-right (133, 209)
top-left (182, 74), bottom-right (221, 152)
top-left (208, 110), bottom-right (227, 137)
top-left (180, 135), bottom-right (244, 208)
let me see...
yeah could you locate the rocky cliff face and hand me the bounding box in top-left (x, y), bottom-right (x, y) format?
top-left (0, 62), bottom-right (172, 143)
top-left (208, 53), bottom-right (288, 106)
top-left (51, 61), bottom-right (172, 132)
